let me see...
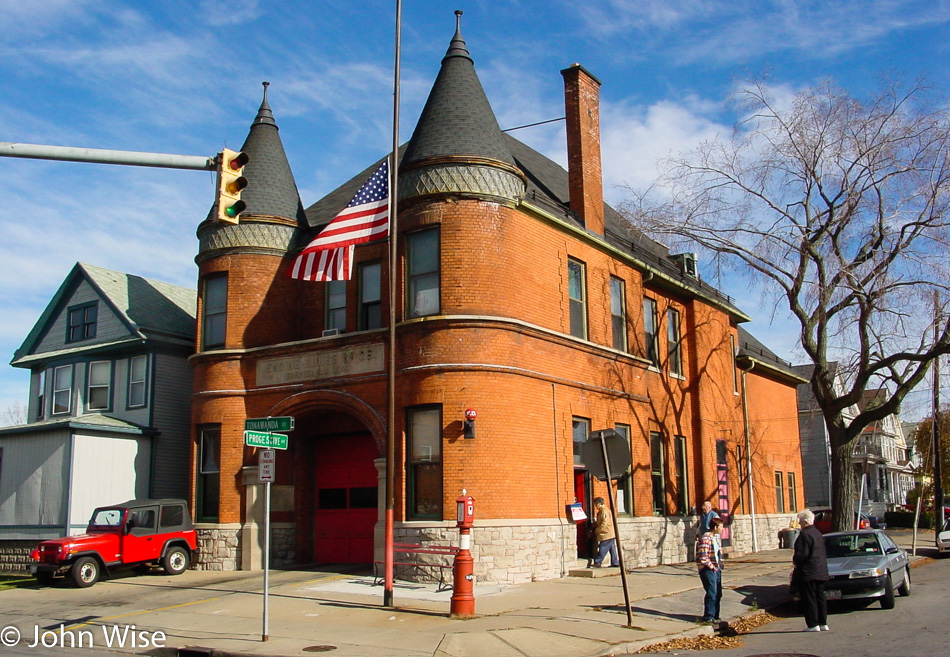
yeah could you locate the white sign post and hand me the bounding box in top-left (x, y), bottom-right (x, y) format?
top-left (258, 449), bottom-right (275, 641)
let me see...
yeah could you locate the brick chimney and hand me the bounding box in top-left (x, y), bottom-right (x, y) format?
top-left (561, 63), bottom-right (604, 236)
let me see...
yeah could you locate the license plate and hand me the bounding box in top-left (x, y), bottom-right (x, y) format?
top-left (825, 589), bottom-right (842, 600)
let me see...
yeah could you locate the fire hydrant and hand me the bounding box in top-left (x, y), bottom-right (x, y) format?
top-left (450, 490), bottom-right (476, 618)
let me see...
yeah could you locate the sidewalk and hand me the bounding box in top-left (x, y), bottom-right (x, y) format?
top-left (6, 529), bottom-right (936, 657)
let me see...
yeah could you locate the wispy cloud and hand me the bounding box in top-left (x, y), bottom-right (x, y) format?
top-left (572, 0), bottom-right (950, 67)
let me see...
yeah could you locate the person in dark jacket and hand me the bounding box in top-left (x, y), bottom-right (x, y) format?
top-left (792, 509), bottom-right (830, 631)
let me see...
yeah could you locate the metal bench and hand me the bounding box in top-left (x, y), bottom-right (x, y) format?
top-left (373, 542), bottom-right (459, 591)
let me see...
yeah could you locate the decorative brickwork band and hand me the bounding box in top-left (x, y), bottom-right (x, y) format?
top-left (399, 162), bottom-right (525, 205)
top-left (196, 217), bottom-right (297, 263)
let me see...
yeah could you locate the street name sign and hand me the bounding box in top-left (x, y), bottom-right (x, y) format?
top-left (245, 416), bottom-right (294, 432)
top-left (245, 430), bottom-right (288, 450)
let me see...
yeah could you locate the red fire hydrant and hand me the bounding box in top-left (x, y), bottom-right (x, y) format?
top-left (450, 490), bottom-right (476, 618)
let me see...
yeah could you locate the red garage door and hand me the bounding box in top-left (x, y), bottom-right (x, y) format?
top-left (313, 432), bottom-right (378, 564)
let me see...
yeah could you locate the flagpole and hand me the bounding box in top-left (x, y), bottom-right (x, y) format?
top-left (383, 0), bottom-right (402, 608)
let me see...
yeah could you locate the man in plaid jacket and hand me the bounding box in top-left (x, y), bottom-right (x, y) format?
top-left (695, 517), bottom-right (724, 623)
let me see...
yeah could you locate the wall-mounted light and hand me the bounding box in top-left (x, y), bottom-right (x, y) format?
top-left (464, 409), bottom-right (477, 439)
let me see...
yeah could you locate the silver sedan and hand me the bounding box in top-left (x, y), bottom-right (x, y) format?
top-left (822, 530), bottom-right (911, 609)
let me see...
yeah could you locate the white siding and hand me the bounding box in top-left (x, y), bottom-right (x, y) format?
top-left (68, 433), bottom-right (151, 533)
top-left (0, 430), bottom-right (69, 538)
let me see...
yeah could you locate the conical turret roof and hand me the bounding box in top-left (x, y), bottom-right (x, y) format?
top-left (402, 11), bottom-right (515, 168)
top-left (236, 82), bottom-right (307, 224)
top-left (398, 11), bottom-right (524, 205)
top-left (204, 82), bottom-right (306, 225)
top-left (197, 83), bottom-right (303, 262)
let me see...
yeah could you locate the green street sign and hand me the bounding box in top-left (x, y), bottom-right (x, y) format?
top-left (244, 430), bottom-right (289, 450)
top-left (245, 416), bottom-right (294, 432)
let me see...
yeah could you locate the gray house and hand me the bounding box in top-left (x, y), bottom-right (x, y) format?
top-left (0, 263), bottom-right (195, 571)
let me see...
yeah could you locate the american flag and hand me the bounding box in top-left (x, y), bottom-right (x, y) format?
top-left (289, 159), bottom-right (389, 281)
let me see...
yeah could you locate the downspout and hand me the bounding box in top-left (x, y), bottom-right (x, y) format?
top-left (739, 361), bottom-right (759, 553)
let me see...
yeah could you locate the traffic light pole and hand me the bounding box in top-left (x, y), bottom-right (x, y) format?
top-left (0, 142), bottom-right (216, 170)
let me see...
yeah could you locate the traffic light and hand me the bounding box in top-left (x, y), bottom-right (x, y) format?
top-left (216, 148), bottom-right (249, 223)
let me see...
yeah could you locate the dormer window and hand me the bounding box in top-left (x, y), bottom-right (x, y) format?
top-left (67, 301), bottom-right (98, 343)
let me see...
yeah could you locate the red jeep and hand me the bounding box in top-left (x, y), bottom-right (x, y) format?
top-left (29, 498), bottom-right (199, 588)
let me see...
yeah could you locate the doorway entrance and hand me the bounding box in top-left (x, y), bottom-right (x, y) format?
top-left (312, 430), bottom-right (378, 563)
top-left (574, 469), bottom-right (593, 559)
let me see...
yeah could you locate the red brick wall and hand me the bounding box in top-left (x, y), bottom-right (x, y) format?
top-left (190, 194), bottom-right (801, 532)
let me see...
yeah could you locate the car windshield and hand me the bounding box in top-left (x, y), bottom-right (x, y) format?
top-left (824, 533), bottom-right (881, 558)
top-left (944, 518), bottom-right (950, 532)
top-left (89, 508), bottom-right (124, 527)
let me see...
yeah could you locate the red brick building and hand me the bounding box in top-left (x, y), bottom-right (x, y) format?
top-left (189, 18), bottom-right (805, 580)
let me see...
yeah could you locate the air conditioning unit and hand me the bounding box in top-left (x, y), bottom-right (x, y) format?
top-left (322, 328), bottom-right (341, 337)
top-left (671, 252), bottom-right (698, 278)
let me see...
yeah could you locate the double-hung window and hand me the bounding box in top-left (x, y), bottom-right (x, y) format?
top-left (650, 431), bottom-right (666, 515)
top-left (197, 426), bottom-right (221, 522)
top-left (35, 369), bottom-right (46, 420)
top-left (128, 355), bottom-right (148, 408)
top-left (407, 406), bottom-right (443, 519)
top-left (668, 308), bottom-right (683, 376)
top-left (674, 435), bottom-right (688, 514)
top-left (87, 361), bottom-right (111, 410)
top-left (359, 261), bottom-right (382, 330)
top-left (775, 471), bottom-right (786, 513)
top-left (788, 471), bottom-right (798, 512)
top-left (203, 275), bottom-right (228, 349)
top-left (610, 277), bottom-right (627, 351)
top-left (52, 365), bottom-right (73, 415)
top-left (568, 259), bottom-right (587, 339)
top-left (614, 423), bottom-right (633, 515)
top-left (407, 228), bottom-right (440, 318)
top-left (572, 417), bottom-right (590, 466)
top-left (326, 280), bottom-right (347, 332)
top-left (643, 298), bottom-right (659, 367)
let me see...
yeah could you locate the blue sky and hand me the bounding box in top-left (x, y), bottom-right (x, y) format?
top-left (1, 0), bottom-right (949, 422)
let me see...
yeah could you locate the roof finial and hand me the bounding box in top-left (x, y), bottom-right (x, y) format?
top-left (444, 9), bottom-right (471, 61)
top-left (253, 80), bottom-right (276, 128)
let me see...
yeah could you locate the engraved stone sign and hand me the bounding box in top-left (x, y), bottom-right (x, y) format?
top-left (256, 343), bottom-right (385, 387)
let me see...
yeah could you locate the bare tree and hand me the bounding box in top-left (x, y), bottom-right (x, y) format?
top-left (1, 400), bottom-right (27, 427)
top-left (624, 79), bottom-right (950, 531)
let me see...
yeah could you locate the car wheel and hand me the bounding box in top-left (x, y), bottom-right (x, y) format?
top-left (161, 546), bottom-right (190, 575)
top-left (880, 573), bottom-right (896, 609)
top-left (35, 571), bottom-right (55, 585)
top-left (70, 557), bottom-right (100, 588)
top-left (897, 567), bottom-right (911, 596)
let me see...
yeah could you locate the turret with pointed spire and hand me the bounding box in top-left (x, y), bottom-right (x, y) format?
top-left (197, 82), bottom-right (307, 264)
top-left (399, 11), bottom-right (525, 206)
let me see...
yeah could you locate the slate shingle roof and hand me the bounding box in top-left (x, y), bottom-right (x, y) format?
top-left (206, 83), bottom-right (307, 226)
top-left (300, 17), bottom-right (747, 322)
top-left (11, 263), bottom-right (196, 366)
top-left (401, 15), bottom-right (515, 169)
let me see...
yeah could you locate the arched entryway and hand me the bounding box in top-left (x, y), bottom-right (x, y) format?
top-left (269, 391), bottom-right (384, 566)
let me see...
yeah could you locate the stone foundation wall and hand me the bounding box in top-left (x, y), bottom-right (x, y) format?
top-left (0, 541), bottom-right (35, 574)
top-left (390, 513), bottom-right (795, 585)
top-left (195, 526), bottom-right (241, 571)
top-left (395, 520), bottom-right (575, 585)
top-left (271, 526), bottom-right (296, 567)
top-left (193, 513), bottom-right (793, 582)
